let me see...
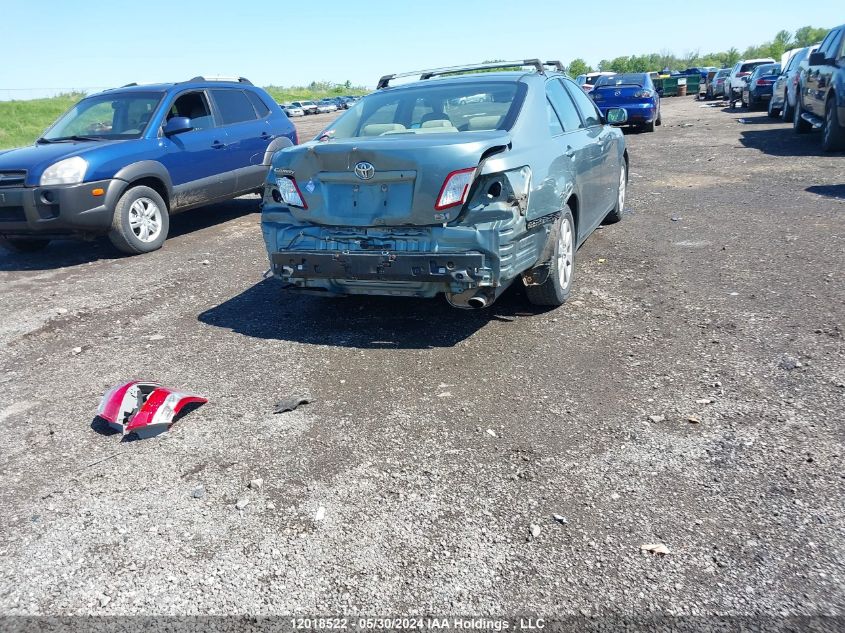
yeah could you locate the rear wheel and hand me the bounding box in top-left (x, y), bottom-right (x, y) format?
top-left (0, 237), bottom-right (50, 253)
top-left (793, 96), bottom-right (811, 134)
top-left (108, 185), bottom-right (169, 254)
top-left (822, 97), bottom-right (845, 152)
top-left (655, 108), bottom-right (662, 126)
top-left (782, 90), bottom-right (794, 121)
top-left (525, 209), bottom-right (575, 307)
top-left (602, 161), bottom-right (627, 225)
top-left (768, 97), bottom-right (780, 118)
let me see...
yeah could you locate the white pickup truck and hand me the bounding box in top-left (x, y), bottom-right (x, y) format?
top-left (725, 58), bottom-right (775, 106)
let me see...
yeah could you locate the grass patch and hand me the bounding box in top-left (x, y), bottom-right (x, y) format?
top-left (0, 93), bottom-right (83, 150)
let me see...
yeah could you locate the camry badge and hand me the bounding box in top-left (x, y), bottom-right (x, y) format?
top-left (354, 161), bottom-right (375, 180)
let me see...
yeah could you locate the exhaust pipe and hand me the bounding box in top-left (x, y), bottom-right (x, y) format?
top-left (467, 295), bottom-right (488, 309)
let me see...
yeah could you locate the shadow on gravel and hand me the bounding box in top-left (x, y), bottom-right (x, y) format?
top-left (806, 184), bottom-right (845, 200)
top-left (0, 197), bottom-right (260, 272)
top-left (739, 127), bottom-right (822, 157)
top-left (198, 278), bottom-right (552, 349)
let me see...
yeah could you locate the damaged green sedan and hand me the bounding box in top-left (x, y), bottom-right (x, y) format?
top-left (261, 60), bottom-right (629, 308)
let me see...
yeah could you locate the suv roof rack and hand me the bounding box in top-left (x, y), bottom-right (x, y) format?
top-left (377, 59), bottom-right (544, 90)
top-left (543, 60), bottom-right (566, 73)
top-left (183, 76), bottom-right (254, 85)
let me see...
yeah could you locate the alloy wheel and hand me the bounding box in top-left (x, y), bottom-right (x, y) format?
top-left (557, 216), bottom-right (574, 291)
top-left (128, 197), bottom-right (163, 243)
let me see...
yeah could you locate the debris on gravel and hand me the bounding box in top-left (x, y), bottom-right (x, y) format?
top-left (273, 394), bottom-right (311, 413)
top-left (641, 543), bottom-right (670, 555)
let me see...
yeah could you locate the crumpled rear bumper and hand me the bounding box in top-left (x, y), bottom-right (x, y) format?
top-left (271, 250), bottom-right (486, 284)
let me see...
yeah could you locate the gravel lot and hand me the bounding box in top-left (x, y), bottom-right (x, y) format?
top-left (0, 97), bottom-right (843, 620)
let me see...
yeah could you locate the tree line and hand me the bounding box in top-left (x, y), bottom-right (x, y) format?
top-left (566, 25), bottom-right (829, 76)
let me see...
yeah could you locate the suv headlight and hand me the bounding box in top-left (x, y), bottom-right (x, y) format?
top-left (40, 156), bottom-right (88, 186)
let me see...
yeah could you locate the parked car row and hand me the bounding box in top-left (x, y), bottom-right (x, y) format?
top-left (280, 96), bottom-right (359, 117)
top-left (715, 23), bottom-right (844, 152)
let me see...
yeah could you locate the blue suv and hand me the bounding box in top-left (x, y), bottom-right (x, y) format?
top-left (0, 77), bottom-right (296, 254)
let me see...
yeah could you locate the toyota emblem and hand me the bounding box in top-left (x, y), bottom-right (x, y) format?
top-left (614, 90), bottom-right (621, 96)
top-left (354, 161), bottom-right (375, 180)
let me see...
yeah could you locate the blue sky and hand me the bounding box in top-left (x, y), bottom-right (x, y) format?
top-left (1, 0), bottom-right (841, 97)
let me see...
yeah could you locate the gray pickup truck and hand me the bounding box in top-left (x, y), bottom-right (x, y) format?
top-left (794, 23), bottom-right (845, 151)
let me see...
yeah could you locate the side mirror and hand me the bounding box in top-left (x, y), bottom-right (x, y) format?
top-left (164, 116), bottom-right (193, 136)
top-left (606, 108), bottom-right (628, 125)
top-left (808, 51), bottom-right (826, 66)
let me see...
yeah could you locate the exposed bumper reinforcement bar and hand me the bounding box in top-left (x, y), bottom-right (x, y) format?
top-left (271, 250), bottom-right (486, 283)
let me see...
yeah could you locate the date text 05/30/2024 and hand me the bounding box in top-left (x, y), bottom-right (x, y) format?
top-left (290, 617), bottom-right (547, 630)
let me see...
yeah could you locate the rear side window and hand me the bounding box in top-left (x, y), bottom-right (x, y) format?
top-left (246, 91), bottom-right (271, 118)
top-left (561, 79), bottom-right (601, 127)
top-left (211, 89), bottom-right (258, 125)
top-left (826, 29), bottom-right (845, 59)
top-left (546, 80), bottom-right (582, 132)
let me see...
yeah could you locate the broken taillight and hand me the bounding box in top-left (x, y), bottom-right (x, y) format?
top-left (276, 175), bottom-right (308, 209)
top-left (435, 168), bottom-right (476, 211)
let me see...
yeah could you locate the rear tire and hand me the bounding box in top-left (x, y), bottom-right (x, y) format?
top-left (108, 185), bottom-right (169, 255)
top-left (0, 237), bottom-right (50, 253)
top-left (525, 209), bottom-right (575, 307)
top-left (822, 97), bottom-right (845, 152)
top-left (767, 97), bottom-right (780, 118)
top-left (793, 96), bottom-right (811, 134)
top-left (602, 161), bottom-right (627, 225)
top-left (782, 91), bottom-right (794, 122)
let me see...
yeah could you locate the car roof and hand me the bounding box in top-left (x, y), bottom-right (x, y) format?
top-left (97, 80), bottom-right (259, 96)
top-left (377, 70), bottom-right (563, 93)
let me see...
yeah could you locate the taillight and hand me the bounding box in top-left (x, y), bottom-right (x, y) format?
top-left (634, 89), bottom-right (653, 98)
top-left (738, 72), bottom-right (750, 78)
top-left (275, 175), bottom-right (307, 209)
top-left (757, 79), bottom-right (774, 85)
top-left (435, 168), bottom-right (475, 211)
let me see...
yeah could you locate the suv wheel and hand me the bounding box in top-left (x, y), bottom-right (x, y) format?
top-left (108, 185), bottom-right (170, 254)
top-left (0, 237), bottom-right (50, 253)
top-left (526, 209), bottom-right (575, 307)
top-left (822, 97), bottom-right (845, 152)
top-left (793, 96), bottom-right (812, 134)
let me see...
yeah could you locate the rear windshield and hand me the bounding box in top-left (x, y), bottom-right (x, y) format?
top-left (319, 81), bottom-right (525, 139)
top-left (755, 64), bottom-right (781, 76)
top-left (740, 61), bottom-right (770, 73)
top-left (716, 69), bottom-right (731, 77)
top-left (595, 74), bottom-right (646, 87)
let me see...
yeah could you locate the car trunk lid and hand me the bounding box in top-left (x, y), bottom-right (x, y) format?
top-left (276, 131), bottom-right (510, 226)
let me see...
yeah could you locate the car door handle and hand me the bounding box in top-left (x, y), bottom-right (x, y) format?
top-left (260, 131), bottom-right (274, 140)
top-left (211, 141), bottom-right (226, 149)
